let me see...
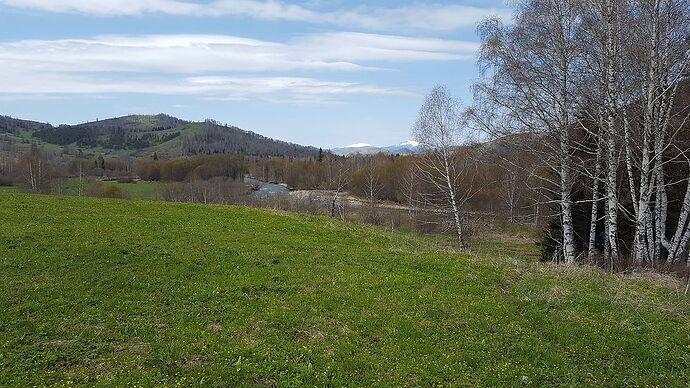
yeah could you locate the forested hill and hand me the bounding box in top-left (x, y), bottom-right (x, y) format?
top-left (0, 114), bottom-right (319, 159)
top-left (0, 116), bottom-right (53, 134)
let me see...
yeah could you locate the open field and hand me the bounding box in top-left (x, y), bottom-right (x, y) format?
top-left (1, 192), bottom-right (689, 386)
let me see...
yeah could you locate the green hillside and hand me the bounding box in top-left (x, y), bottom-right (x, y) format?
top-left (0, 114), bottom-right (319, 159)
top-left (1, 193), bottom-right (689, 386)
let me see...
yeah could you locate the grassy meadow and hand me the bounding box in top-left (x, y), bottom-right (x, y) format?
top-left (1, 192), bottom-right (689, 386)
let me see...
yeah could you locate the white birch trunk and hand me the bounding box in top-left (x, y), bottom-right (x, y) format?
top-left (560, 137), bottom-right (577, 264)
top-left (668, 169), bottom-right (690, 261)
top-left (603, 0), bottom-right (620, 261)
top-left (588, 141), bottom-right (603, 261)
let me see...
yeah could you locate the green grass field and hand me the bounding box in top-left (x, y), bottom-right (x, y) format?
top-left (1, 193), bottom-right (689, 386)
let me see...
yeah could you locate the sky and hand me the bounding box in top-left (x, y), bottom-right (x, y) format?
top-left (0, 0), bottom-right (511, 148)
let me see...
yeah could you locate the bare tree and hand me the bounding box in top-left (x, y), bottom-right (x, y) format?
top-left (472, 0), bottom-right (585, 263)
top-left (596, 0), bottom-right (623, 261)
top-left (364, 159), bottom-right (381, 211)
top-left (414, 85), bottom-right (474, 250)
top-left (502, 170), bottom-right (519, 224)
top-left (328, 161), bottom-right (350, 220)
top-left (401, 163), bottom-right (420, 220)
top-left (77, 159), bottom-right (86, 196)
top-left (578, 0), bottom-right (634, 263)
top-left (626, 0), bottom-right (690, 263)
top-left (20, 149), bottom-right (49, 193)
top-left (473, 0), bottom-right (690, 266)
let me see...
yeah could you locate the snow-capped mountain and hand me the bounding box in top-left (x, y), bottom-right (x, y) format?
top-left (400, 140), bottom-right (420, 147)
top-left (384, 140), bottom-right (420, 155)
top-left (331, 141), bottom-right (421, 156)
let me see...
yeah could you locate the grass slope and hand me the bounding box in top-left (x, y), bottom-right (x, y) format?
top-left (1, 193), bottom-right (689, 386)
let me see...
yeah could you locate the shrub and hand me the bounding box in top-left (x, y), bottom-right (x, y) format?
top-left (88, 182), bottom-right (129, 199)
top-left (103, 185), bottom-right (127, 199)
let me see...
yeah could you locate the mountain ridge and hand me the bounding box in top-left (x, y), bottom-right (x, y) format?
top-left (0, 114), bottom-right (319, 159)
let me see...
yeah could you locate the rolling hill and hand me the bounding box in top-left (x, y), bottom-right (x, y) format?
top-left (1, 192), bottom-right (689, 386)
top-left (0, 114), bottom-right (319, 159)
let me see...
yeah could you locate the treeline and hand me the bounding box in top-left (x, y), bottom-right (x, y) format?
top-left (247, 148), bottom-right (539, 222)
top-left (2, 141), bottom-right (541, 230)
top-left (0, 146), bottom-right (65, 193)
top-left (137, 154), bottom-right (247, 182)
top-left (0, 149), bottom-right (247, 191)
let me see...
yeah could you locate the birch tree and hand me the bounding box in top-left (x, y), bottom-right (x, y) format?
top-left (414, 85), bottom-right (472, 250)
top-left (600, 0), bottom-right (623, 260)
top-left (576, 0), bottom-right (627, 262)
top-left (20, 149), bottom-right (48, 193)
top-left (364, 159), bottom-right (381, 210)
top-left (401, 163), bottom-right (420, 220)
top-left (472, 0), bottom-right (585, 263)
top-left (623, 0), bottom-right (690, 263)
top-left (328, 161), bottom-right (349, 220)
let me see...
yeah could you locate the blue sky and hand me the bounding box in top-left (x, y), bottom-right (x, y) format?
top-left (0, 0), bottom-right (511, 148)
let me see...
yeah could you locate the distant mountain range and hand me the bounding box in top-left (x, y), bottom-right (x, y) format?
top-left (0, 114), bottom-right (319, 159)
top-left (330, 140), bottom-right (421, 156)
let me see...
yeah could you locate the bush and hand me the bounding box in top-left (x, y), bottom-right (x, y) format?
top-left (88, 182), bottom-right (129, 199)
top-left (103, 185), bottom-right (127, 199)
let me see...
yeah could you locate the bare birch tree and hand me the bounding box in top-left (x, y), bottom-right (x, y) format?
top-left (472, 0), bottom-right (585, 263)
top-left (480, 0), bottom-right (690, 265)
top-left (20, 149), bottom-right (49, 193)
top-left (414, 85), bottom-right (472, 250)
top-left (328, 161), bottom-right (349, 220)
top-left (622, 0), bottom-right (690, 263)
top-left (363, 159), bottom-right (381, 210)
top-left (400, 163), bottom-right (420, 220)
top-left (576, 0), bottom-right (627, 263)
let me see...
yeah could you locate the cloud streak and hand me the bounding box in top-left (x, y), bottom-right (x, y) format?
top-left (0, 32), bottom-right (474, 102)
top-left (0, 33), bottom-right (478, 74)
top-left (0, 0), bottom-right (511, 32)
top-left (0, 71), bottom-right (411, 103)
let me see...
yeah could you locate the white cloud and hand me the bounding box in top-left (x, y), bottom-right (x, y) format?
top-left (0, 70), bottom-right (412, 103)
top-left (0, 32), bottom-right (474, 102)
top-left (0, 0), bottom-right (198, 15)
top-left (0, 33), bottom-right (477, 74)
top-left (0, 0), bottom-right (511, 32)
top-left (1, 35), bottom-right (363, 73)
top-left (293, 32), bottom-right (479, 62)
